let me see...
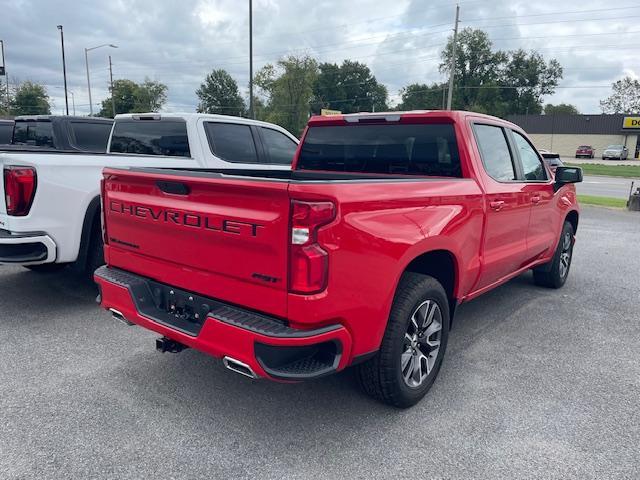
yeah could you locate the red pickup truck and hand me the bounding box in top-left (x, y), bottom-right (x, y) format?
top-left (95, 111), bottom-right (582, 408)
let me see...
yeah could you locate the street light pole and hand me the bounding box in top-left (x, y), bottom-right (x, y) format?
top-left (249, 0), bottom-right (254, 119)
top-left (84, 48), bottom-right (92, 116)
top-left (108, 55), bottom-right (116, 117)
top-left (84, 43), bottom-right (118, 116)
top-left (57, 25), bottom-right (69, 115)
top-left (0, 40), bottom-right (9, 111)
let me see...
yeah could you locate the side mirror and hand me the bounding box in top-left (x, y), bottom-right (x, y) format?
top-left (554, 166), bottom-right (583, 192)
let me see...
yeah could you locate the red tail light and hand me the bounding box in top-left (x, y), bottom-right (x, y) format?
top-left (100, 178), bottom-right (108, 245)
top-left (289, 200), bottom-right (335, 294)
top-left (4, 166), bottom-right (37, 216)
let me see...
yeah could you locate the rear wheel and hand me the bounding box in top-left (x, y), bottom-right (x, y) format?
top-left (84, 218), bottom-right (104, 276)
top-left (533, 221), bottom-right (574, 289)
top-left (356, 273), bottom-right (450, 408)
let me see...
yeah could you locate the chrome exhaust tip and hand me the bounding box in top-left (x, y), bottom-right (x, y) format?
top-left (223, 356), bottom-right (258, 379)
top-left (109, 308), bottom-right (134, 326)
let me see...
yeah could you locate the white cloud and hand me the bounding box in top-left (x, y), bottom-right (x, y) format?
top-left (1, 0), bottom-right (639, 115)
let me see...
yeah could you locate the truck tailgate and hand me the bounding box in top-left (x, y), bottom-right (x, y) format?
top-left (102, 168), bottom-right (290, 317)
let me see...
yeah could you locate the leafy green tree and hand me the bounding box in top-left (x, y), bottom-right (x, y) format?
top-left (440, 28), bottom-right (506, 111)
top-left (0, 78), bottom-right (11, 115)
top-left (396, 83), bottom-right (446, 111)
top-left (313, 60), bottom-right (388, 114)
top-left (544, 103), bottom-right (579, 115)
top-left (255, 55), bottom-right (318, 134)
top-left (500, 50), bottom-right (562, 115)
top-left (10, 81), bottom-right (50, 115)
top-left (135, 78), bottom-right (167, 112)
top-left (196, 69), bottom-right (245, 116)
top-left (600, 77), bottom-right (640, 114)
top-left (439, 28), bottom-right (562, 116)
top-left (100, 79), bottom-right (137, 117)
top-left (99, 78), bottom-right (168, 117)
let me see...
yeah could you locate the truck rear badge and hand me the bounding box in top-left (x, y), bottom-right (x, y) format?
top-left (109, 200), bottom-right (264, 237)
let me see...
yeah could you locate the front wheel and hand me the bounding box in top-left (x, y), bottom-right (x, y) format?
top-left (356, 273), bottom-right (450, 408)
top-left (533, 221), bottom-right (574, 289)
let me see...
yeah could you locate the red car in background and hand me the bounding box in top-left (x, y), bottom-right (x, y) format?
top-left (575, 145), bottom-right (595, 158)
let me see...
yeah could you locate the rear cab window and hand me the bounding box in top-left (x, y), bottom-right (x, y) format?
top-left (297, 123), bottom-right (462, 177)
top-left (71, 121), bottom-right (113, 152)
top-left (110, 119), bottom-right (190, 157)
top-left (12, 120), bottom-right (55, 147)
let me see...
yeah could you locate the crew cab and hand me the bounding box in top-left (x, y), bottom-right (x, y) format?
top-left (0, 115), bottom-right (114, 152)
top-left (95, 111), bottom-right (582, 408)
top-left (0, 113), bottom-right (298, 273)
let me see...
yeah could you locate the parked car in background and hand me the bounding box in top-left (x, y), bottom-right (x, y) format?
top-left (575, 145), bottom-right (594, 158)
top-left (0, 113), bottom-right (298, 274)
top-left (602, 145), bottom-right (628, 160)
top-left (0, 119), bottom-right (13, 145)
top-left (95, 110), bottom-right (582, 408)
top-left (541, 152), bottom-right (563, 174)
top-left (0, 115), bottom-right (113, 153)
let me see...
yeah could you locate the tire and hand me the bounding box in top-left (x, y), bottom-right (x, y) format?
top-left (356, 273), bottom-right (450, 408)
top-left (85, 219), bottom-right (104, 276)
top-left (533, 221), bottom-right (574, 289)
top-left (25, 263), bottom-right (69, 273)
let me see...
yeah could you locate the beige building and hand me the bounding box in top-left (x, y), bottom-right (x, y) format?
top-left (507, 114), bottom-right (640, 159)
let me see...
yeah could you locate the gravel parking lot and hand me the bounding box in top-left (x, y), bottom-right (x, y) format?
top-left (0, 206), bottom-right (638, 479)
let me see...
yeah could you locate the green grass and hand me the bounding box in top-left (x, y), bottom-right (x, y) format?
top-left (577, 195), bottom-right (627, 209)
top-left (565, 163), bottom-right (640, 178)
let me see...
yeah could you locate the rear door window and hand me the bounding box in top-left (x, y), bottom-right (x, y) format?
top-left (110, 120), bottom-right (190, 157)
top-left (297, 123), bottom-right (462, 177)
top-left (473, 124), bottom-right (516, 182)
top-left (204, 122), bottom-right (259, 164)
top-left (70, 121), bottom-right (112, 152)
top-left (12, 120), bottom-right (55, 147)
top-left (0, 123), bottom-right (12, 144)
top-left (260, 127), bottom-right (297, 164)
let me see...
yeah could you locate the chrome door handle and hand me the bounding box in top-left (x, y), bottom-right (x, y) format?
top-left (531, 195), bottom-right (541, 204)
top-left (490, 200), bottom-right (505, 211)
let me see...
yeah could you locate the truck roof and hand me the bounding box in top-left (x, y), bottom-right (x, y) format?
top-left (14, 115), bottom-right (112, 123)
top-left (114, 112), bottom-right (294, 131)
top-left (307, 110), bottom-right (517, 129)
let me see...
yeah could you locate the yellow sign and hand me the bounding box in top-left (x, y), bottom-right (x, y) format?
top-left (321, 109), bottom-right (341, 116)
top-left (622, 117), bottom-right (640, 129)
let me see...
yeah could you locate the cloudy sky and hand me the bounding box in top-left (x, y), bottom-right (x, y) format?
top-left (1, 0), bottom-right (638, 115)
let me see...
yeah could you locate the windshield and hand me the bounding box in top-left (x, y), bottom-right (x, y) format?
top-left (607, 145), bottom-right (624, 150)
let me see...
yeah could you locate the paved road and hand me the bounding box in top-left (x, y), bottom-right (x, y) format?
top-left (577, 175), bottom-right (638, 199)
top-left (0, 206), bottom-right (639, 479)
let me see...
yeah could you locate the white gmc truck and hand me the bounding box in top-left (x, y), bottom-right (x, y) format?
top-left (0, 113), bottom-right (298, 274)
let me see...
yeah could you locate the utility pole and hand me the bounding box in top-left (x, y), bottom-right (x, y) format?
top-left (446, 4), bottom-right (460, 110)
top-left (249, 0), bottom-right (254, 119)
top-left (0, 40), bottom-right (9, 111)
top-left (109, 55), bottom-right (116, 118)
top-left (57, 26), bottom-right (70, 115)
top-left (85, 44), bottom-right (118, 116)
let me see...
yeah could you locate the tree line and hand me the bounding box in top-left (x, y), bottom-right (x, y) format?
top-left (2, 27), bottom-right (639, 133)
